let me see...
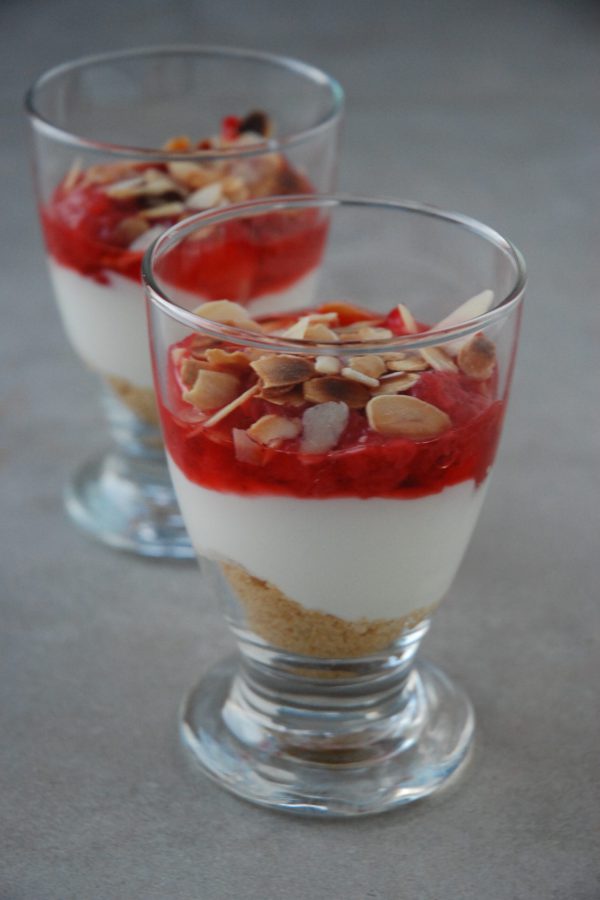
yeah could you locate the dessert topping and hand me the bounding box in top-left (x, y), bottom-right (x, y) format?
top-left (457, 332), bottom-right (496, 380)
top-left (247, 414), bottom-right (302, 446)
top-left (300, 402), bottom-right (350, 454)
top-left (183, 369), bottom-right (240, 410)
top-left (366, 395), bottom-right (451, 438)
top-left (250, 354), bottom-right (314, 388)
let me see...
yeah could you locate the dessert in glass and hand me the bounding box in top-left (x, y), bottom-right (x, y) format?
top-left (143, 196), bottom-right (525, 816)
top-left (26, 46), bottom-right (343, 557)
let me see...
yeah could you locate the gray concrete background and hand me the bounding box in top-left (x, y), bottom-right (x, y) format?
top-left (2, 0), bottom-right (599, 897)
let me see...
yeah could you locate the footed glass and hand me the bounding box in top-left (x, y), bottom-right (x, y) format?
top-left (26, 46), bottom-right (343, 557)
top-left (143, 196), bottom-right (525, 814)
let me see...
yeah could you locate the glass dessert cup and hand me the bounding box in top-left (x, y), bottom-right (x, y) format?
top-left (26, 46), bottom-right (343, 557)
top-left (143, 196), bottom-right (525, 815)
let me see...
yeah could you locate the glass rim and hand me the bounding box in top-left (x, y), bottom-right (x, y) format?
top-left (142, 193), bottom-right (527, 355)
top-left (24, 44), bottom-right (345, 161)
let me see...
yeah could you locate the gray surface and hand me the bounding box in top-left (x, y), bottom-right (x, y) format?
top-left (2, 0), bottom-right (599, 898)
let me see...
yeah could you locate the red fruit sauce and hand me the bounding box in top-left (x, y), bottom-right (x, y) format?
top-left (160, 315), bottom-right (505, 501)
top-left (41, 165), bottom-right (326, 299)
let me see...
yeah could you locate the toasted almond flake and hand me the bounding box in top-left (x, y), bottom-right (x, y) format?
top-left (314, 355), bottom-right (342, 375)
top-left (247, 414), bottom-right (302, 446)
top-left (258, 384), bottom-right (306, 407)
top-left (373, 373), bottom-right (420, 395)
top-left (180, 357), bottom-right (209, 388)
top-left (221, 175), bottom-right (249, 202)
top-left (386, 355), bottom-right (429, 373)
top-left (395, 303), bottom-right (419, 334)
top-left (141, 202), bottom-right (185, 219)
top-left (419, 346), bottom-right (458, 373)
top-left (347, 355), bottom-right (386, 378)
top-left (340, 367), bottom-right (380, 388)
top-left (204, 348), bottom-right (251, 369)
top-left (232, 428), bottom-right (263, 465)
top-left (193, 300), bottom-right (262, 332)
top-left (303, 323), bottom-right (340, 342)
top-left (366, 395), bottom-right (451, 438)
top-left (301, 401), bottom-right (349, 454)
top-left (434, 290), bottom-right (495, 331)
top-left (183, 369), bottom-right (240, 410)
top-left (251, 354), bottom-right (314, 388)
top-left (381, 352), bottom-right (407, 362)
top-left (63, 157), bottom-right (83, 191)
top-left (280, 318), bottom-right (310, 339)
top-left (104, 175), bottom-right (148, 198)
top-left (203, 384), bottom-right (260, 428)
top-left (129, 225), bottom-right (165, 252)
top-left (457, 332), bottom-right (496, 380)
top-left (185, 183), bottom-right (224, 209)
top-left (303, 376), bottom-right (370, 409)
top-left (162, 135), bottom-right (192, 152)
top-left (112, 216), bottom-right (149, 246)
top-left (167, 160), bottom-right (203, 180)
top-left (354, 326), bottom-right (394, 341)
top-left (280, 313), bottom-right (339, 340)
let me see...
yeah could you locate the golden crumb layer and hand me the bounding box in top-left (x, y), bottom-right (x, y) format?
top-left (221, 562), bottom-right (434, 659)
top-left (106, 375), bottom-right (160, 427)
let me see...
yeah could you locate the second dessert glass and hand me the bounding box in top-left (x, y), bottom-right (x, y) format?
top-left (26, 46), bottom-right (343, 557)
top-left (143, 196), bottom-right (525, 816)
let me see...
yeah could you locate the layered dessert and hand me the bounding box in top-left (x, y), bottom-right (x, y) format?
top-left (160, 294), bottom-right (501, 658)
top-left (41, 112), bottom-right (326, 425)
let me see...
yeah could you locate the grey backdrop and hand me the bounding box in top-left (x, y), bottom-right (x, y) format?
top-left (2, 0), bottom-right (599, 898)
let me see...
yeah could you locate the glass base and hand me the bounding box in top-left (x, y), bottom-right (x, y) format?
top-left (180, 653), bottom-right (475, 817)
top-left (64, 449), bottom-right (194, 559)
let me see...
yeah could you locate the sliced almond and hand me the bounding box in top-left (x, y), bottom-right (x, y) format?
top-left (303, 376), bottom-right (370, 409)
top-left (221, 175), bottom-right (250, 202)
top-left (366, 395), bottom-right (451, 438)
top-left (185, 183), bottom-right (224, 210)
top-left (314, 355), bottom-right (342, 375)
top-left (457, 332), bottom-right (496, 380)
top-left (141, 201), bottom-right (185, 220)
top-left (340, 367), bottom-right (380, 389)
top-left (386, 355), bottom-right (429, 373)
top-left (193, 300), bottom-right (262, 332)
top-left (303, 323), bottom-right (340, 342)
top-left (373, 373), bottom-right (420, 395)
top-left (204, 348), bottom-right (252, 369)
top-left (434, 290), bottom-right (495, 331)
top-left (419, 346), bottom-right (458, 373)
top-left (340, 326), bottom-right (394, 343)
top-left (63, 157), bottom-right (83, 191)
top-left (251, 354), bottom-right (314, 388)
top-left (301, 401), bottom-right (349, 454)
top-left (347, 355), bottom-right (386, 378)
top-left (258, 384), bottom-right (306, 407)
top-left (180, 356), bottom-right (209, 388)
top-left (395, 303), bottom-right (419, 334)
top-left (183, 370), bottom-right (240, 411)
top-left (129, 225), bottom-right (165, 252)
top-left (106, 172), bottom-right (180, 200)
top-left (162, 135), bottom-right (192, 152)
top-left (104, 175), bottom-right (148, 199)
top-left (280, 313), bottom-right (338, 340)
top-left (113, 216), bottom-right (149, 245)
top-left (232, 428), bottom-right (262, 465)
top-left (203, 384), bottom-right (260, 428)
top-left (247, 414), bottom-right (301, 446)
top-left (381, 352), bottom-right (407, 362)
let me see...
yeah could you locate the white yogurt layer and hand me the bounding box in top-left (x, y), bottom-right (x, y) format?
top-left (48, 260), bottom-right (318, 389)
top-left (48, 260), bottom-right (153, 388)
top-left (168, 454), bottom-right (488, 621)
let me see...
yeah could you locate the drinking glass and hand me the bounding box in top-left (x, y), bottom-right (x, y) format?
top-left (143, 195), bottom-right (525, 815)
top-left (26, 46), bottom-right (343, 557)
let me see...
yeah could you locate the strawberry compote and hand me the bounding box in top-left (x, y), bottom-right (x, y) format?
top-left (41, 113), bottom-right (327, 425)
